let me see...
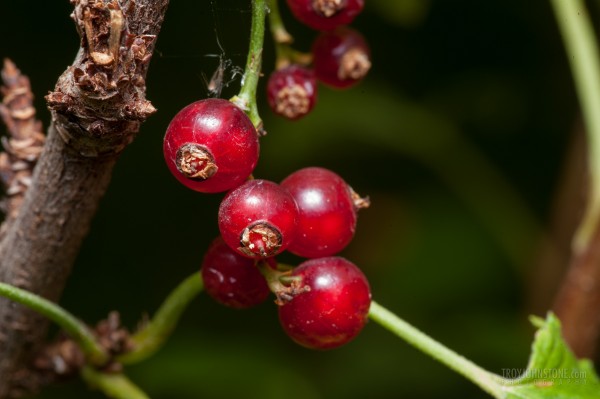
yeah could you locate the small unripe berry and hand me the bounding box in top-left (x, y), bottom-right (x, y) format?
top-left (286, 0), bottom-right (364, 31)
top-left (163, 98), bottom-right (259, 193)
top-left (312, 27), bottom-right (371, 89)
top-left (267, 65), bottom-right (317, 120)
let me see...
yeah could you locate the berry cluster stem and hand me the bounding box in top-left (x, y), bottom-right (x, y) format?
top-left (266, 0), bottom-right (312, 70)
top-left (232, 0), bottom-right (267, 132)
top-left (266, 0), bottom-right (292, 44)
top-left (118, 273), bottom-right (204, 364)
top-left (368, 301), bottom-right (505, 398)
top-left (0, 282), bottom-right (108, 366)
top-left (551, 0), bottom-right (600, 253)
top-left (81, 366), bottom-right (150, 399)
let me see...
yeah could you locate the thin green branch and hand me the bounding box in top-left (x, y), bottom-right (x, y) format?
top-left (550, 0), bottom-right (600, 253)
top-left (231, 0), bottom-right (267, 132)
top-left (368, 301), bottom-right (504, 398)
top-left (118, 273), bottom-right (203, 364)
top-left (81, 366), bottom-right (150, 399)
top-left (266, 0), bottom-right (312, 69)
top-left (266, 0), bottom-right (292, 44)
top-left (0, 282), bottom-right (108, 366)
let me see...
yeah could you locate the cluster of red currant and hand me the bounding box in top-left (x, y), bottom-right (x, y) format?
top-left (267, 0), bottom-right (370, 120)
top-left (163, 0), bottom-right (372, 350)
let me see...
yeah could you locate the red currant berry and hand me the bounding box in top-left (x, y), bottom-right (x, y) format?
top-left (286, 0), bottom-right (364, 31)
top-left (278, 257), bottom-right (371, 350)
top-left (281, 167), bottom-right (369, 258)
top-left (218, 179), bottom-right (299, 259)
top-left (201, 237), bottom-right (270, 309)
top-left (312, 27), bottom-right (371, 89)
top-left (267, 65), bottom-right (318, 120)
top-left (163, 98), bottom-right (259, 193)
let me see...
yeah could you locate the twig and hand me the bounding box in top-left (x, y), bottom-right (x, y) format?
top-left (118, 273), bottom-right (203, 364)
top-left (231, 0), bottom-right (267, 134)
top-left (81, 366), bottom-right (150, 399)
top-left (0, 282), bottom-right (108, 366)
top-left (0, 0), bottom-right (170, 396)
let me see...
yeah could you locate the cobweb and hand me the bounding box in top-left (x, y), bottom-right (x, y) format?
top-left (154, 0), bottom-right (250, 98)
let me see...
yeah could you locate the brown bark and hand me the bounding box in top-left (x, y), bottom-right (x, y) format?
top-left (0, 0), bottom-right (169, 396)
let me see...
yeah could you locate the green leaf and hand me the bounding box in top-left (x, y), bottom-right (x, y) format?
top-left (498, 313), bottom-right (600, 398)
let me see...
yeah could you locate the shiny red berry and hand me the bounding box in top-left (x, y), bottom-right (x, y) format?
top-left (163, 98), bottom-right (259, 193)
top-left (218, 179), bottom-right (299, 259)
top-left (312, 27), bottom-right (371, 89)
top-left (281, 167), bottom-right (368, 258)
top-left (286, 0), bottom-right (364, 31)
top-left (267, 65), bottom-right (318, 120)
top-left (278, 257), bottom-right (371, 350)
top-left (201, 237), bottom-right (270, 309)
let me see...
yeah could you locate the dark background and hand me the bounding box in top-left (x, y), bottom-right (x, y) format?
top-left (0, 0), bottom-right (590, 398)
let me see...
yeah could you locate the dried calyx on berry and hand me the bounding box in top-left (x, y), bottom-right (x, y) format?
top-left (286, 0), bottom-right (364, 31)
top-left (239, 221), bottom-right (283, 258)
top-left (312, 27), bottom-right (371, 89)
top-left (257, 262), bottom-right (311, 306)
top-left (313, 0), bottom-right (344, 17)
top-left (267, 65), bottom-right (317, 120)
top-left (175, 143), bottom-right (217, 180)
top-left (163, 98), bottom-right (259, 193)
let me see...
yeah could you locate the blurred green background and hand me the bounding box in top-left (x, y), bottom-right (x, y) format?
top-left (0, 0), bottom-right (591, 398)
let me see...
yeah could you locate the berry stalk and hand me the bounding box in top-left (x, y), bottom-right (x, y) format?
top-left (232, 0), bottom-right (268, 132)
top-left (266, 0), bottom-right (292, 44)
top-left (266, 0), bottom-right (312, 69)
top-left (551, 0), bottom-right (600, 358)
top-left (0, 282), bottom-right (108, 366)
top-left (118, 273), bottom-right (204, 364)
top-left (550, 0), bottom-right (600, 253)
top-left (368, 301), bottom-right (505, 398)
top-left (81, 366), bottom-right (150, 399)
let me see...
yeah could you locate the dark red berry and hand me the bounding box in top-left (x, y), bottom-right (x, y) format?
top-left (201, 237), bottom-right (270, 309)
top-left (219, 179), bottom-right (299, 259)
top-left (163, 98), bottom-right (259, 193)
top-left (281, 167), bottom-right (368, 258)
top-left (267, 65), bottom-right (317, 120)
top-left (278, 257), bottom-right (371, 350)
top-left (286, 0), bottom-right (364, 31)
top-left (312, 27), bottom-right (371, 89)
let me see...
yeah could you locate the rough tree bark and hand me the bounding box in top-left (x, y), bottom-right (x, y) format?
top-left (0, 1), bottom-right (169, 396)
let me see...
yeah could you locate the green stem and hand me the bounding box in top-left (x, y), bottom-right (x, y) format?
top-left (266, 0), bottom-right (312, 69)
top-left (0, 282), bottom-right (108, 366)
top-left (550, 0), bottom-right (600, 253)
top-left (231, 0), bottom-right (267, 132)
top-left (266, 0), bottom-right (292, 44)
top-left (81, 366), bottom-right (150, 399)
top-left (118, 273), bottom-right (203, 364)
top-left (369, 301), bottom-right (504, 398)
